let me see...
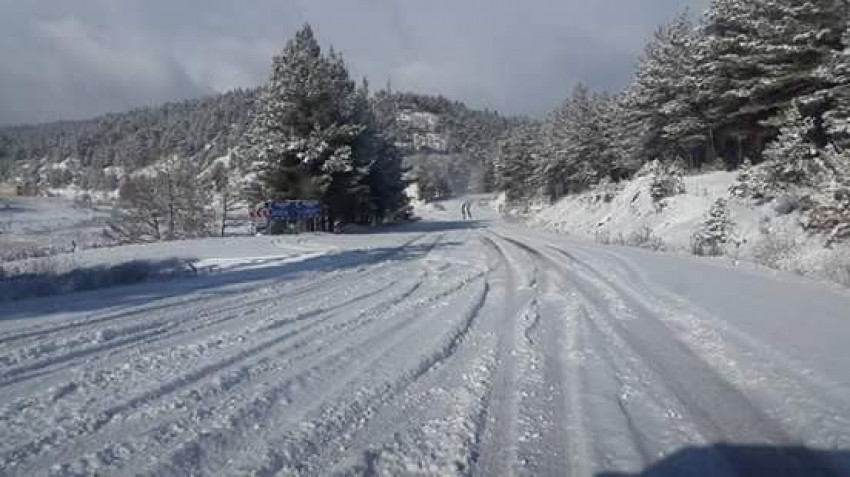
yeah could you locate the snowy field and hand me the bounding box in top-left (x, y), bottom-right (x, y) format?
top-left (0, 196), bottom-right (111, 261)
top-left (1, 200), bottom-right (850, 475)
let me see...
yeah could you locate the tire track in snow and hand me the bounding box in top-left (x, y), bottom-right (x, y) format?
top-left (10, 237), bottom-right (471, 475)
top-left (1, 270), bottom-right (430, 472)
top-left (142, 271), bottom-right (489, 476)
top-left (0, 232), bottom-right (437, 349)
top-left (295, 269), bottom-right (496, 477)
top-left (486, 231), bottom-right (594, 475)
top-left (489, 231), bottom-right (818, 473)
top-left (0, 234), bottom-right (447, 393)
top-left (472, 233), bottom-right (538, 476)
top-left (534, 240), bottom-right (797, 445)
top-left (0, 264), bottom-right (405, 388)
top-left (552, 243), bottom-right (850, 452)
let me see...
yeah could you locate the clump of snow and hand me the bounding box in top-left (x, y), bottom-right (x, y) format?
top-left (529, 171), bottom-right (850, 286)
top-left (397, 111), bottom-right (440, 130)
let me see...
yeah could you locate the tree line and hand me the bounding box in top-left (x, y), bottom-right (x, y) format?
top-left (495, 0), bottom-right (850, 202)
top-left (493, 0), bottom-right (850, 243)
top-left (0, 23), bottom-right (514, 239)
top-left (0, 90), bottom-right (257, 191)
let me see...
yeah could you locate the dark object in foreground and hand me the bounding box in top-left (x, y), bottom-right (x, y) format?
top-left (598, 444), bottom-right (850, 477)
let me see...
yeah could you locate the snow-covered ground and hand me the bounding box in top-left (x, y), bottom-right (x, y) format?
top-left (530, 171), bottom-right (850, 287)
top-left (0, 196), bottom-right (112, 261)
top-left (1, 199), bottom-right (850, 476)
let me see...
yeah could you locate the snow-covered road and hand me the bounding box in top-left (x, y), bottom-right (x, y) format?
top-left (2, 203), bottom-right (850, 476)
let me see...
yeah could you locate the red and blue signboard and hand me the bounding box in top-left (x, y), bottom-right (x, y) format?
top-left (252, 200), bottom-right (322, 220)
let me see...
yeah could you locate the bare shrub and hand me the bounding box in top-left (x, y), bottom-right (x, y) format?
top-left (594, 230), bottom-right (612, 245)
top-left (750, 226), bottom-right (804, 270)
top-left (624, 225), bottom-right (666, 251)
top-left (106, 159), bottom-right (215, 243)
top-left (598, 226), bottom-right (665, 251)
top-left (822, 248), bottom-right (850, 287)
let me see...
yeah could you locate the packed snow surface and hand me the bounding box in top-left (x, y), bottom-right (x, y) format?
top-left (1, 198), bottom-right (850, 476)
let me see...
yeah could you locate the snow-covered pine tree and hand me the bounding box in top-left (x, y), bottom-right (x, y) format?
top-left (729, 158), bottom-right (769, 199)
top-left (599, 92), bottom-right (645, 179)
top-left (822, 15), bottom-right (850, 151)
top-left (802, 145), bottom-right (850, 244)
top-left (638, 159), bottom-right (686, 203)
top-left (760, 106), bottom-right (833, 193)
top-left (692, 198), bottom-right (736, 256)
top-left (625, 12), bottom-right (708, 168)
top-left (242, 24), bottom-right (374, 225)
top-left (541, 85), bottom-right (608, 201)
top-left (357, 89), bottom-right (408, 223)
top-left (494, 122), bottom-right (543, 203)
top-left (697, 0), bottom-right (849, 164)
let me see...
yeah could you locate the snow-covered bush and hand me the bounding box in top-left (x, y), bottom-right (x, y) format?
top-left (589, 176), bottom-right (619, 204)
top-left (624, 225), bottom-right (666, 251)
top-left (596, 226), bottom-right (665, 251)
top-left (729, 158), bottom-right (769, 199)
top-left (691, 198), bottom-right (736, 256)
top-left (731, 107), bottom-right (850, 245)
top-left (752, 108), bottom-right (848, 196)
top-left (638, 160), bottom-right (685, 203)
top-left (750, 223), bottom-right (805, 270)
top-left (821, 246), bottom-right (850, 287)
top-left (803, 182), bottom-right (850, 246)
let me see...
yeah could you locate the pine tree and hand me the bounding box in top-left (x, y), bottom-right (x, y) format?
top-left (729, 158), bottom-right (769, 199)
top-left (638, 159), bottom-right (686, 203)
top-left (541, 85), bottom-right (608, 200)
top-left (599, 93), bottom-right (644, 179)
top-left (823, 16), bottom-right (850, 151)
top-left (626, 13), bottom-right (708, 168)
top-left (692, 197), bottom-right (736, 255)
top-left (494, 122), bottom-right (543, 203)
top-left (760, 106), bottom-right (831, 192)
top-left (242, 24), bottom-right (373, 225)
top-left (697, 0), bottom-right (849, 164)
top-left (804, 146), bottom-right (850, 245)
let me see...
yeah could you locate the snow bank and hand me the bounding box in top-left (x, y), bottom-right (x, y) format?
top-left (0, 258), bottom-right (196, 302)
top-left (529, 171), bottom-right (850, 286)
top-left (0, 234), bottom-right (339, 302)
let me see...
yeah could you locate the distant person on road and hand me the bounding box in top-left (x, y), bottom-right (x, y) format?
top-left (461, 201), bottom-right (474, 221)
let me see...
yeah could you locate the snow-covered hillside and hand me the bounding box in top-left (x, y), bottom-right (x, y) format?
top-left (529, 171), bottom-right (850, 287)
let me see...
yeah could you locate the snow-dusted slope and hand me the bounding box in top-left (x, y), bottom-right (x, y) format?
top-left (532, 172), bottom-right (761, 248)
top-left (1, 202), bottom-right (850, 476)
top-left (530, 171), bottom-right (850, 286)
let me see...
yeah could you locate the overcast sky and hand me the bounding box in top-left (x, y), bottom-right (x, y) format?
top-left (0, 0), bottom-right (707, 125)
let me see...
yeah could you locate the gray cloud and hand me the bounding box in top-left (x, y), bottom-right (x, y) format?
top-left (0, 0), bottom-right (707, 125)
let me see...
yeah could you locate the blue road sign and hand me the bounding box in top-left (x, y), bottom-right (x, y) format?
top-left (267, 200), bottom-right (322, 220)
